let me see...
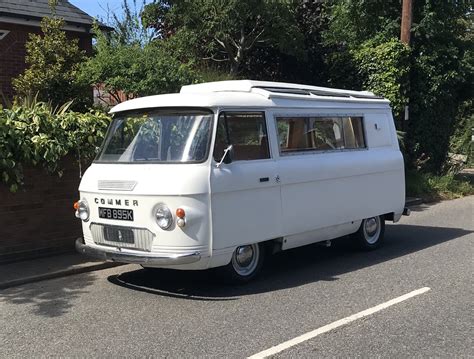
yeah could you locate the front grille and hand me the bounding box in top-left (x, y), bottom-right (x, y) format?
top-left (98, 180), bottom-right (137, 191)
top-left (90, 223), bottom-right (154, 251)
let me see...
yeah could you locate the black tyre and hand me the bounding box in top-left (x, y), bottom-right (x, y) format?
top-left (354, 216), bottom-right (385, 250)
top-left (219, 243), bottom-right (265, 284)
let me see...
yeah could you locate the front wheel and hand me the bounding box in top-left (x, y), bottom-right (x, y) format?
top-left (354, 216), bottom-right (385, 250)
top-left (219, 243), bottom-right (265, 283)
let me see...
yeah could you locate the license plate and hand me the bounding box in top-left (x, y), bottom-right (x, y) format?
top-left (103, 226), bottom-right (134, 244)
top-left (98, 207), bottom-right (134, 221)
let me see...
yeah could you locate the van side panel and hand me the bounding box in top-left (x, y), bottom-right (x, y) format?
top-left (364, 114), bottom-right (393, 148)
top-left (278, 149), bottom-right (404, 236)
top-left (274, 109), bottom-right (405, 243)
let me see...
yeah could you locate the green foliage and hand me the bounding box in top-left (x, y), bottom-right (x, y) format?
top-left (353, 38), bottom-right (411, 119)
top-left (406, 169), bottom-right (474, 202)
top-left (12, 16), bottom-right (90, 110)
top-left (323, 0), bottom-right (400, 47)
top-left (240, 1), bottom-right (329, 84)
top-left (78, 25), bottom-right (200, 103)
top-left (320, 0), bottom-right (472, 174)
top-left (0, 100), bottom-right (111, 192)
top-left (449, 100), bottom-right (474, 167)
top-left (142, 0), bottom-right (304, 75)
top-left (104, 0), bottom-right (153, 46)
top-left (405, 1), bottom-right (472, 172)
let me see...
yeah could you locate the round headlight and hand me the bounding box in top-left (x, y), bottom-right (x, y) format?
top-left (75, 199), bottom-right (90, 222)
top-left (154, 204), bottom-right (173, 230)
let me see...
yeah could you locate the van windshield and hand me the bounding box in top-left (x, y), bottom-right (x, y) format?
top-left (96, 110), bottom-right (213, 163)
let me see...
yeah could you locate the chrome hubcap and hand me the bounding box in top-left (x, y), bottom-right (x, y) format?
top-left (365, 218), bottom-right (378, 236)
top-left (364, 217), bottom-right (381, 244)
top-left (235, 246), bottom-right (254, 267)
top-left (232, 244), bottom-right (259, 276)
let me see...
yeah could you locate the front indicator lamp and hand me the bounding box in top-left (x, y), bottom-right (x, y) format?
top-left (176, 208), bottom-right (186, 228)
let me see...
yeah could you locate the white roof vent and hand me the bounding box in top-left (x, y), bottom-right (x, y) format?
top-left (181, 80), bottom-right (382, 100)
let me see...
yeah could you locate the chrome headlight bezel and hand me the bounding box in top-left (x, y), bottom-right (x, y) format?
top-left (75, 199), bottom-right (90, 222)
top-left (154, 203), bottom-right (173, 230)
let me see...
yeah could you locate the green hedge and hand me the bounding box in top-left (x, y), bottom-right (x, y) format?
top-left (0, 101), bottom-right (111, 192)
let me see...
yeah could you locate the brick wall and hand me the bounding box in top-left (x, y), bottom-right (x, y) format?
top-left (0, 21), bottom-right (92, 101)
top-left (0, 158), bottom-right (85, 263)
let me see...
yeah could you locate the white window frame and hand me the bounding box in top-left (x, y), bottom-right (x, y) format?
top-left (273, 113), bottom-right (368, 157)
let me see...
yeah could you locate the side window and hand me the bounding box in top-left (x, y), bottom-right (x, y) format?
top-left (276, 116), bottom-right (365, 154)
top-left (342, 117), bottom-right (365, 149)
top-left (213, 112), bottom-right (270, 161)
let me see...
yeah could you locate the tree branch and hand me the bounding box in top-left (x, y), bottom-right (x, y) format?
top-left (245, 29), bottom-right (265, 51)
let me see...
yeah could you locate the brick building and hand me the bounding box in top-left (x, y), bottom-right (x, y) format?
top-left (0, 1), bottom-right (111, 262)
top-left (0, 0), bottom-right (109, 102)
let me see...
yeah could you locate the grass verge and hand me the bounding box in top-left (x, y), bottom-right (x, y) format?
top-left (406, 169), bottom-right (474, 202)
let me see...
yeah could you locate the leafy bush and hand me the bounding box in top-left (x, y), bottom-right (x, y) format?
top-left (405, 1), bottom-right (473, 173)
top-left (353, 38), bottom-right (411, 120)
top-left (449, 100), bottom-right (473, 167)
top-left (406, 169), bottom-right (473, 201)
top-left (12, 15), bottom-right (90, 111)
top-left (0, 99), bottom-right (111, 192)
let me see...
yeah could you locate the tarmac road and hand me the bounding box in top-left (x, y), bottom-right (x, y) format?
top-left (1, 197), bottom-right (473, 358)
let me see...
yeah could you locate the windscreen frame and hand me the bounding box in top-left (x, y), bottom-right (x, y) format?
top-left (94, 107), bottom-right (215, 165)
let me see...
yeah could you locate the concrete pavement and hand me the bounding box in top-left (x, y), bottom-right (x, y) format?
top-left (0, 253), bottom-right (123, 290)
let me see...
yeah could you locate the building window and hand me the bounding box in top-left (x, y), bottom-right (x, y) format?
top-left (0, 30), bottom-right (10, 40)
top-left (276, 116), bottom-right (365, 154)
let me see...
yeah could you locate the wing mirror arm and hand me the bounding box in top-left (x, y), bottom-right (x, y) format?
top-left (216, 145), bottom-right (233, 168)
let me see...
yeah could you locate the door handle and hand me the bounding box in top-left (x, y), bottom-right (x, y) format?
top-left (259, 177), bottom-right (269, 183)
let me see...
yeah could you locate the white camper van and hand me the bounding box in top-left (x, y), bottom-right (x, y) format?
top-left (75, 80), bottom-right (409, 282)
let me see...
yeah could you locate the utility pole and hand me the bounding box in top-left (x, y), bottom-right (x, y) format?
top-left (400, 0), bottom-right (413, 45)
top-left (400, 0), bottom-right (413, 130)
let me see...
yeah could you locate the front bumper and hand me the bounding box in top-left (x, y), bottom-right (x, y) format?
top-left (75, 237), bottom-right (201, 266)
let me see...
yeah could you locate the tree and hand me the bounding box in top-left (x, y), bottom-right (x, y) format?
top-left (405, 1), bottom-right (473, 172)
top-left (12, 8), bottom-right (90, 110)
top-left (240, 0), bottom-right (329, 85)
top-left (142, 0), bottom-right (304, 75)
top-left (102, 0), bottom-right (154, 46)
top-left (78, 25), bottom-right (200, 103)
top-left (321, 0), bottom-right (472, 172)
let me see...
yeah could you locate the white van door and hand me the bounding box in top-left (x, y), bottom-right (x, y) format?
top-left (210, 111), bottom-right (282, 251)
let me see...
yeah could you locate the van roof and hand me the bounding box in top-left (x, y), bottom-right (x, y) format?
top-left (110, 80), bottom-right (390, 114)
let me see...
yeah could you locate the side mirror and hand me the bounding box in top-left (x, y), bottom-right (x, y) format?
top-left (216, 145), bottom-right (233, 168)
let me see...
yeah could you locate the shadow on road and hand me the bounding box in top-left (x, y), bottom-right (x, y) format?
top-left (408, 202), bottom-right (440, 213)
top-left (0, 272), bottom-right (96, 317)
top-left (108, 224), bottom-right (471, 300)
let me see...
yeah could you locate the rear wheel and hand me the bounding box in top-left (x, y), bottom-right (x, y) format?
top-left (354, 216), bottom-right (385, 250)
top-left (219, 243), bottom-right (265, 283)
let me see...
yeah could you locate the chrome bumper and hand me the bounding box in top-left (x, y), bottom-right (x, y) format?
top-left (75, 238), bottom-right (201, 266)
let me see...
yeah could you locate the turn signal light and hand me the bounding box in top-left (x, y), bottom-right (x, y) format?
top-left (176, 208), bottom-right (185, 218)
top-left (176, 208), bottom-right (186, 228)
top-left (73, 201), bottom-right (79, 210)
